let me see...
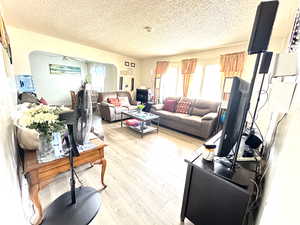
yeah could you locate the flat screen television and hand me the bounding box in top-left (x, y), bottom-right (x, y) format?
top-left (217, 77), bottom-right (250, 160)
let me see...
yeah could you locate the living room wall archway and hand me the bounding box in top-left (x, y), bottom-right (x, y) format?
top-left (28, 50), bottom-right (118, 106)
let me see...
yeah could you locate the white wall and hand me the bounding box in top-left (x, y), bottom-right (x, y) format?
top-left (6, 26), bottom-right (141, 90)
top-left (29, 51), bottom-right (120, 105)
top-left (256, 85), bottom-right (300, 225)
top-left (140, 38), bottom-right (288, 91)
top-left (0, 47), bottom-right (28, 225)
top-left (29, 51), bottom-right (87, 105)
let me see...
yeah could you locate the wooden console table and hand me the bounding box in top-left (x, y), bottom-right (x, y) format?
top-left (23, 138), bottom-right (107, 225)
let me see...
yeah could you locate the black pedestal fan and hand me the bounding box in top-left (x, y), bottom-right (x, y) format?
top-left (42, 83), bottom-right (100, 225)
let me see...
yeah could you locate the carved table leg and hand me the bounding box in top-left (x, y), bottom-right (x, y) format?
top-left (93, 157), bottom-right (107, 189)
top-left (30, 184), bottom-right (43, 225)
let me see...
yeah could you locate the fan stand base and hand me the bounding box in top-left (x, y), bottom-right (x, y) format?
top-left (41, 187), bottom-right (101, 225)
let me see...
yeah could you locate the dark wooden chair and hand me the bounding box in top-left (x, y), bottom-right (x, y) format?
top-left (70, 90), bottom-right (77, 109)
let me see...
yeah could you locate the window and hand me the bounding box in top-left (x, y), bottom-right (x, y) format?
top-left (160, 64), bottom-right (182, 101)
top-left (159, 62), bottom-right (221, 101)
top-left (188, 65), bottom-right (203, 98)
top-left (90, 64), bottom-right (106, 91)
top-left (201, 64), bottom-right (221, 101)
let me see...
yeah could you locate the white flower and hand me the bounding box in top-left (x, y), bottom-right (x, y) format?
top-left (19, 115), bottom-right (34, 127)
top-left (19, 105), bottom-right (62, 128)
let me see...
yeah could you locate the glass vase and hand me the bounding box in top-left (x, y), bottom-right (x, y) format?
top-left (37, 134), bottom-right (55, 163)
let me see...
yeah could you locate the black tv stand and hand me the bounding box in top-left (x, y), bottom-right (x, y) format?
top-left (217, 157), bottom-right (234, 168)
top-left (213, 158), bottom-right (252, 188)
top-left (181, 149), bottom-right (257, 225)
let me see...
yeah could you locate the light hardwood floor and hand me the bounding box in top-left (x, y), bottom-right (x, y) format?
top-left (40, 121), bottom-right (203, 225)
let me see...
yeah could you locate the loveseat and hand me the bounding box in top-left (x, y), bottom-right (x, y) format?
top-left (98, 91), bottom-right (137, 122)
top-left (151, 97), bottom-right (220, 139)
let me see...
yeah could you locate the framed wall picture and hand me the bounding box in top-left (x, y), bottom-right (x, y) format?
top-left (130, 62), bottom-right (135, 68)
top-left (49, 64), bottom-right (81, 75)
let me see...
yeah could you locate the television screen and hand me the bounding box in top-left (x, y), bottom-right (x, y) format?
top-left (217, 77), bottom-right (250, 157)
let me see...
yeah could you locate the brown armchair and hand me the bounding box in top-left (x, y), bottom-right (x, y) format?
top-left (70, 90), bottom-right (99, 113)
top-left (98, 91), bottom-right (137, 122)
top-left (70, 91), bottom-right (77, 109)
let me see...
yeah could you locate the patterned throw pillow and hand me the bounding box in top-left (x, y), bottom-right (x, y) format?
top-left (118, 96), bottom-right (130, 107)
top-left (163, 99), bottom-right (177, 112)
top-left (107, 98), bottom-right (120, 107)
top-left (176, 99), bottom-right (192, 114)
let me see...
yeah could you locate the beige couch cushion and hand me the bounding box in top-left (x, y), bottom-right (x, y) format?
top-left (119, 96), bottom-right (130, 107)
top-left (154, 110), bottom-right (189, 120)
top-left (180, 115), bottom-right (203, 126)
top-left (202, 112), bottom-right (218, 120)
top-left (190, 107), bottom-right (211, 116)
top-left (100, 92), bottom-right (118, 102)
top-left (115, 106), bottom-right (129, 114)
top-left (126, 105), bottom-right (138, 111)
top-left (191, 98), bottom-right (220, 112)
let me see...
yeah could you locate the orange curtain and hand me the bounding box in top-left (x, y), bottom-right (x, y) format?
top-left (155, 61), bottom-right (169, 78)
top-left (181, 58), bottom-right (197, 97)
top-left (220, 52), bottom-right (246, 101)
top-left (154, 61), bottom-right (169, 101)
top-left (220, 51), bottom-right (246, 78)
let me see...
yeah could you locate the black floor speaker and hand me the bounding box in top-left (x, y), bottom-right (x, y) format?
top-left (259, 51), bottom-right (273, 74)
top-left (248, 1), bottom-right (279, 55)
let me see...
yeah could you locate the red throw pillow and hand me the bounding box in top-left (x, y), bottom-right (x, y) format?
top-left (163, 99), bottom-right (177, 112)
top-left (39, 97), bottom-right (48, 105)
top-left (176, 98), bottom-right (192, 114)
top-left (107, 98), bottom-right (120, 106)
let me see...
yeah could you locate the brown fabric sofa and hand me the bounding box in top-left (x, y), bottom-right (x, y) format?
top-left (98, 91), bottom-right (137, 122)
top-left (151, 97), bottom-right (220, 139)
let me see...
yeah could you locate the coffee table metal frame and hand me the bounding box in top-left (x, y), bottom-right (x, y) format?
top-left (121, 111), bottom-right (160, 138)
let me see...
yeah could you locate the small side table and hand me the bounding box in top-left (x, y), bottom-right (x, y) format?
top-left (23, 138), bottom-right (107, 225)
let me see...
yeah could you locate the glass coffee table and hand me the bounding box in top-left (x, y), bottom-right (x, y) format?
top-left (121, 111), bottom-right (160, 138)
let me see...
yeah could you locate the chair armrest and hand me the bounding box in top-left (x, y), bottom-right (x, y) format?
top-left (151, 104), bottom-right (164, 111)
top-left (101, 102), bottom-right (115, 108)
top-left (99, 102), bottom-right (116, 121)
top-left (202, 112), bottom-right (218, 121)
top-left (131, 100), bottom-right (138, 105)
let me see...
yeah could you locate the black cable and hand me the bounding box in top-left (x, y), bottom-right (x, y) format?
top-left (255, 92), bottom-right (269, 121)
top-left (272, 113), bottom-right (287, 142)
top-left (244, 114), bottom-right (287, 225)
top-left (243, 179), bottom-right (260, 225)
top-left (254, 72), bottom-right (272, 122)
top-left (74, 169), bottom-right (85, 186)
top-left (248, 112), bottom-right (264, 142)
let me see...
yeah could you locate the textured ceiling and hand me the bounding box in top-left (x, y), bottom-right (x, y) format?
top-left (1, 0), bottom-right (297, 58)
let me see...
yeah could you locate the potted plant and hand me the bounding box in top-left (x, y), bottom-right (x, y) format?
top-left (136, 104), bottom-right (145, 113)
top-left (19, 105), bottom-right (66, 162)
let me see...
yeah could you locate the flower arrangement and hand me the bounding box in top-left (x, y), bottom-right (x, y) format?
top-left (137, 104), bottom-right (145, 113)
top-left (19, 105), bottom-right (65, 140)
